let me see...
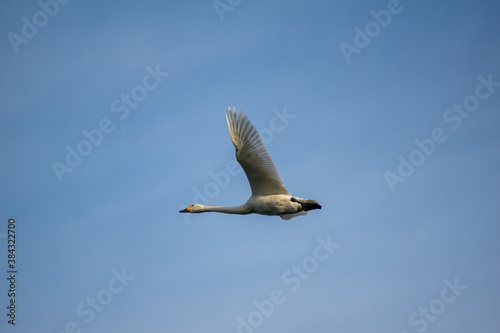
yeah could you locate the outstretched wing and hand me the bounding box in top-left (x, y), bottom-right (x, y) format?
top-left (225, 108), bottom-right (290, 196)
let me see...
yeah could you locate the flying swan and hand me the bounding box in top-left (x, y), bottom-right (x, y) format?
top-left (179, 108), bottom-right (321, 220)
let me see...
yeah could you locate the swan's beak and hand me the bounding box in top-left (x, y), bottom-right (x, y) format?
top-left (179, 205), bottom-right (193, 213)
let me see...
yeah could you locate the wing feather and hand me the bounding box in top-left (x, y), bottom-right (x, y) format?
top-left (225, 108), bottom-right (290, 196)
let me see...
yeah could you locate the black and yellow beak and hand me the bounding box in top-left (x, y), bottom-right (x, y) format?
top-left (179, 205), bottom-right (193, 213)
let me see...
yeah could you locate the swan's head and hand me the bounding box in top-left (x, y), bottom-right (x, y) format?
top-left (179, 204), bottom-right (203, 213)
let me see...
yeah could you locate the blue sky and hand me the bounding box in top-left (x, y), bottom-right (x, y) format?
top-left (1, 0), bottom-right (499, 332)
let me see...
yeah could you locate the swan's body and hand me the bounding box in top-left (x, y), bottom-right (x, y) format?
top-left (180, 108), bottom-right (321, 220)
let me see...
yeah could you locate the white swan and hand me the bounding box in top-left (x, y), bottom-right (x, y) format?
top-left (180, 108), bottom-right (321, 220)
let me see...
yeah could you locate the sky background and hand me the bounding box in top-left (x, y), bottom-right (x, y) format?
top-left (1, 0), bottom-right (499, 332)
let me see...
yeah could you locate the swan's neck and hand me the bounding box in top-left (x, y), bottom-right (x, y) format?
top-left (199, 205), bottom-right (250, 214)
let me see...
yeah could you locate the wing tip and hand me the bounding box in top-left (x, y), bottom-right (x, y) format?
top-left (225, 107), bottom-right (240, 123)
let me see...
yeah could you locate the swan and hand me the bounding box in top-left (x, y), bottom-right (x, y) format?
top-left (179, 108), bottom-right (321, 220)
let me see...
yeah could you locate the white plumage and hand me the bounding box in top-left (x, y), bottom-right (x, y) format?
top-left (180, 108), bottom-right (321, 220)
